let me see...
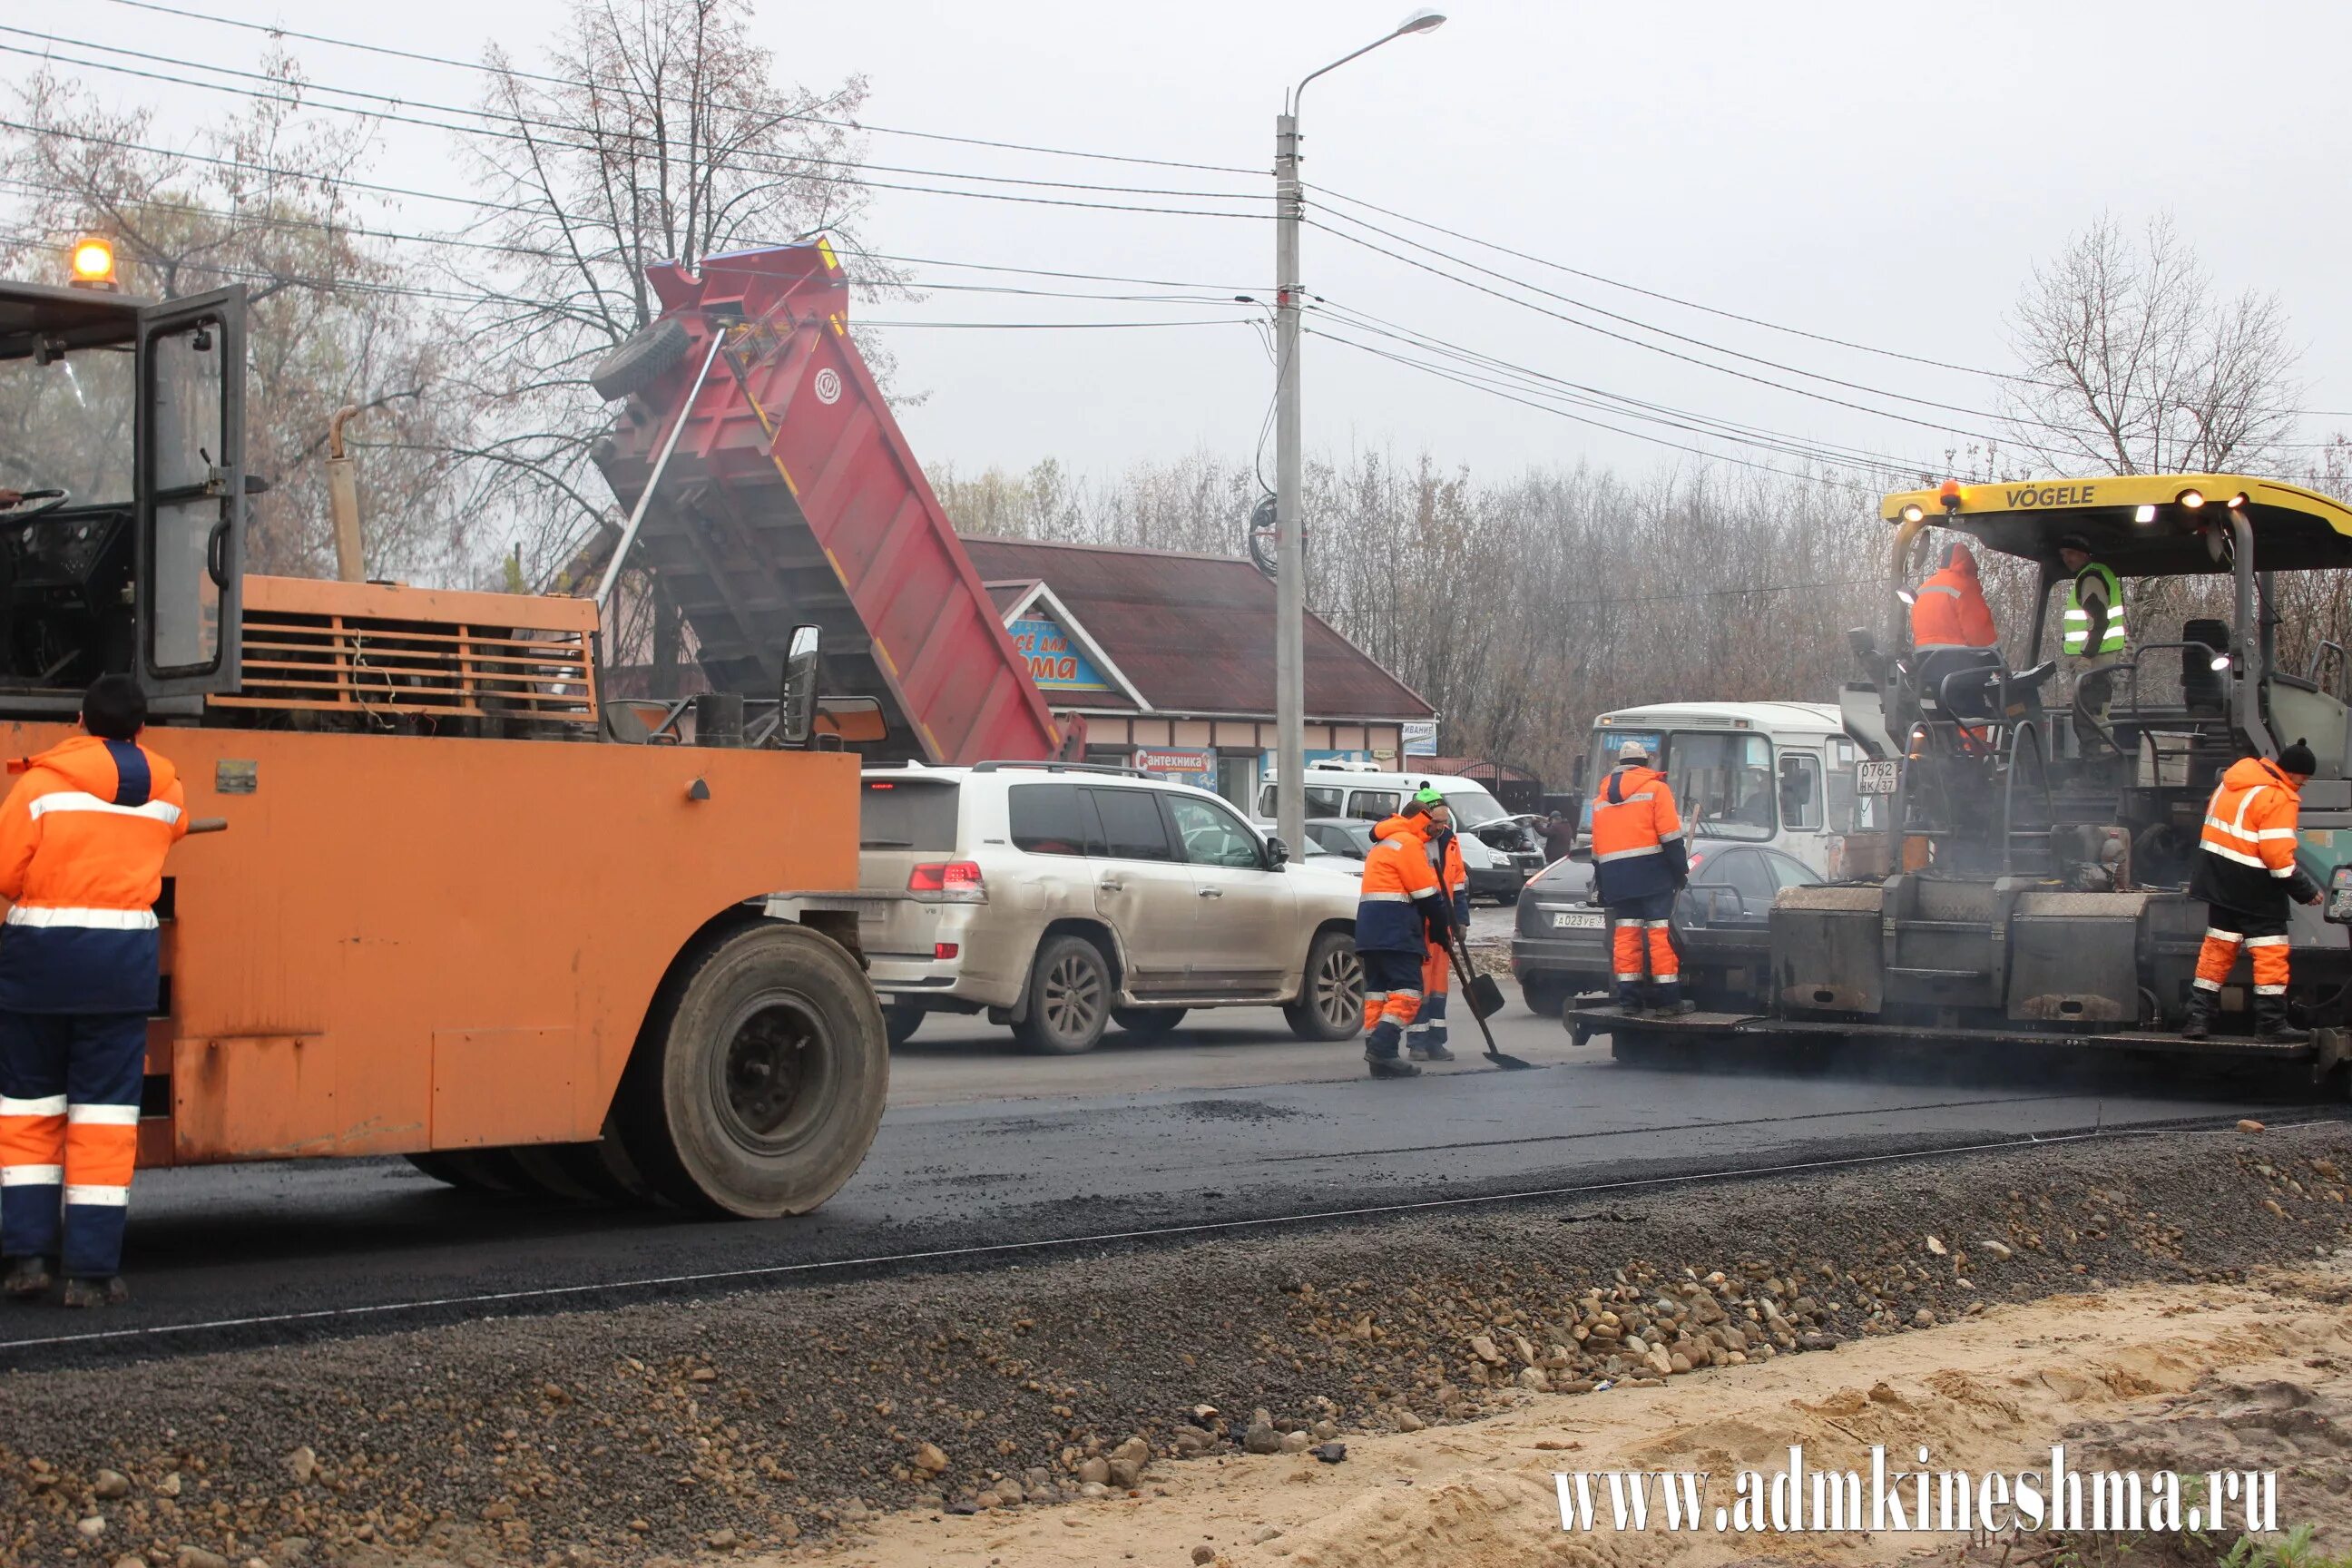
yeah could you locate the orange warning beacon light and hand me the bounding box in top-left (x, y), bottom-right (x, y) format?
top-left (67, 235), bottom-right (116, 290)
top-left (1938, 478), bottom-right (1963, 514)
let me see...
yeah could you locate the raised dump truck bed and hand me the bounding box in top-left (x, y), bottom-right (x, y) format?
top-left (592, 241), bottom-right (1062, 765)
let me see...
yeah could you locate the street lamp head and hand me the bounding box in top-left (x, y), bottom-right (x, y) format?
top-left (1395, 8), bottom-right (1447, 34)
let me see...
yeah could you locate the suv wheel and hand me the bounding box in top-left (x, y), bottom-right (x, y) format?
top-left (1112, 1007), bottom-right (1187, 1038)
top-left (1013, 935), bottom-right (1112, 1054)
top-left (1285, 928), bottom-right (1363, 1042)
top-left (884, 1002), bottom-right (926, 1049)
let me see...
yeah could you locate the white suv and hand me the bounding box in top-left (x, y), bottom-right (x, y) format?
top-left (842, 761), bottom-right (1365, 1054)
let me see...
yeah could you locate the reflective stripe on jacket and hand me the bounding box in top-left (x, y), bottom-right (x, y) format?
top-left (1357, 813), bottom-right (1442, 954)
top-left (0, 736), bottom-right (188, 1013)
top-left (2063, 563), bottom-right (2126, 656)
top-left (2190, 754), bottom-right (2317, 921)
top-left (1910, 542), bottom-right (1999, 650)
top-left (1590, 765), bottom-right (1689, 905)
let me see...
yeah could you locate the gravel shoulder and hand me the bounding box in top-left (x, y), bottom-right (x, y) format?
top-left (810, 1259), bottom-right (2352, 1568)
top-left (4, 1121), bottom-right (2347, 1568)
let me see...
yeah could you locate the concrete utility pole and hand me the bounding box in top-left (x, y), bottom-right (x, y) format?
top-left (1271, 9), bottom-right (1446, 858)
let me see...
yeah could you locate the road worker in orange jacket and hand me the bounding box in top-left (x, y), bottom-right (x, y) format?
top-left (1589, 740), bottom-right (1692, 1015)
top-left (2182, 740), bottom-right (2323, 1043)
top-left (1909, 542), bottom-right (1999, 651)
top-left (1355, 791), bottom-right (1454, 1079)
top-left (1404, 793), bottom-right (1471, 1064)
top-left (0, 675), bottom-right (189, 1307)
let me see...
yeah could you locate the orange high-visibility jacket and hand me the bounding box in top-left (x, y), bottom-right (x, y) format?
top-left (1590, 763), bottom-right (1689, 903)
top-left (2191, 754), bottom-right (2318, 918)
top-left (0, 735), bottom-right (188, 1014)
top-left (1910, 543), bottom-right (1999, 649)
top-left (1357, 812), bottom-right (1443, 954)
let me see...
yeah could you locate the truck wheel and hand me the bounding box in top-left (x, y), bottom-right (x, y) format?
top-left (618, 923), bottom-right (888, 1218)
top-left (1113, 1007), bottom-right (1187, 1037)
top-left (1285, 929), bottom-right (1363, 1042)
top-left (1522, 979), bottom-right (1565, 1017)
top-left (1011, 935), bottom-right (1112, 1054)
top-left (885, 1002), bottom-right (926, 1049)
top-left (590, 317), bottom-right (691, 401)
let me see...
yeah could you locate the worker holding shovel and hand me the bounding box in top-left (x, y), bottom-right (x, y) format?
top-left (1406, 786), bottom-right (1469, 1063)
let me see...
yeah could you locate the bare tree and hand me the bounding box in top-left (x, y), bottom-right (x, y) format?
top-left (0, 62), bottom-right (478, 582)
top-left (451, 0), bottom-right (907, 591)
top-left (938, 448), bottom-right (1886, 781)
top-left (2003, 214), bottom-right (2304, 476)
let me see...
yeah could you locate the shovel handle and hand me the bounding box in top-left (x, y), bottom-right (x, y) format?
top-left (1444, 926), bottom-right (1504, 1055)
top-left (186, 818), bottom-right (229, 834)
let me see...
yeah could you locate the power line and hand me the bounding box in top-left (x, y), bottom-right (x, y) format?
top-left (1309, 213), bottom-right (2013, 449)
top-left (0, 118), bottom-right (1275, 299)
top-left (88, 0), bottom-right (1263, 178)
top-left (1312, 299), bottom-right (1930, 481)
top-left (1309, 208), bottom-right (2027, 442)
top-left (0, 172), bottom-right (1260, 311)
top-left (1314, 181), bottom-right (2024, 386)
top-left (0, 38), bottom-right (1272, 222)
top-left (1308, 212), bottom-right (2345, 456)
top-left (1317, 196), bottom-right (2352, 430)
top-left (1313, 324), bottom-right (1889, 487)
top-left (0, 24), bottom-right (1266, 206)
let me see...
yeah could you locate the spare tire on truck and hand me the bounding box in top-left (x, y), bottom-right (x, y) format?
top-left (591, 317), bottom-right (692, 402)
top-left (617, 922), bottom-right (889, 1218)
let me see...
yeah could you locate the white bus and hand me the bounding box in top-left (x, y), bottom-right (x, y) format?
top-left (1576, 701), bottom-right (1879, 879)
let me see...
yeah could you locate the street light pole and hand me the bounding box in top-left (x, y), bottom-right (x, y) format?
top-left (1271, 9), bottom-right (1446, 859)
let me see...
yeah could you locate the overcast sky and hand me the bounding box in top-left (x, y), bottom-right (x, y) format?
top-left (36, 0), bottom-right (2352, 494)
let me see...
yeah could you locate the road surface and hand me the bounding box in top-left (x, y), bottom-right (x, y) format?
top-left (0, 996), bottom-right (2324, 1367)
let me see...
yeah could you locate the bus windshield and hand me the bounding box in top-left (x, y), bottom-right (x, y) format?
top-left (1670, 730), bottom-right (1776, 841)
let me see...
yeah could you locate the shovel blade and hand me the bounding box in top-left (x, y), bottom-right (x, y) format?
top-left (1464, 972), bottom-right (1507, 1020)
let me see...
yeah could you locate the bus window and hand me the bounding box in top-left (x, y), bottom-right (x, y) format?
top-left (1779, 752), bottom-right (1823, 831)
top-left (1671, 730), bottom-right (1774, 841)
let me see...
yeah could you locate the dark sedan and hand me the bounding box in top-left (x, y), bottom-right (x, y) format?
top-left (1509, 841), bottom-right (1823, 1017)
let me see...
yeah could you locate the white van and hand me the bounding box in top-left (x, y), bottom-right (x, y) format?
top-left (1255, 766), bottom-right (1536, 903)
top-left (1575, 701), bottom-right (1879, 879)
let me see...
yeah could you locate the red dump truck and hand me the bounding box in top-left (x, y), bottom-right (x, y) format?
top-left (587, 240), bottom-right (1064, 764)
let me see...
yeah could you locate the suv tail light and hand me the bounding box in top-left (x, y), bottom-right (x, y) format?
top-left (908, 860), bottom-right (986, 903)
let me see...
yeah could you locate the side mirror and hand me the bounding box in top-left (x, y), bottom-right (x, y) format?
top-left (1264, 834), bottom-right (1290, 870)
top-left (1847, 627), bottom-right (1877, 663)
top-left (778, 624), bottom-right (821, 748)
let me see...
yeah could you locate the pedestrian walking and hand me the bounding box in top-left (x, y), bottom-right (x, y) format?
top-left (1353, 791), bottom-right (1452, 1079)
top-left (1588, 740), bottom-right (1692, 1015)
top-left (2181, 740), bottom-right (2323, 1043)
top-left (0, 676), bottom-right (189, 1307)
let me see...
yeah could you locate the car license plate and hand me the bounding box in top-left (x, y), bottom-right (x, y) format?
top-left (1552, 911), bottom-right (1603, 930)
top-left (1857, 759), bottom-right (1900, 796)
